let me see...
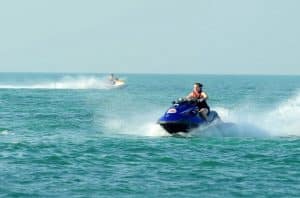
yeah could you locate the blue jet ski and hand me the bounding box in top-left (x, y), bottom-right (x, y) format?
top-left (158, 98), bottom-right (221, 134)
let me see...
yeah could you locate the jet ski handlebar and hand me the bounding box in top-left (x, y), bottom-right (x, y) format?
top-left (172, 98), bottom-right (198, 104)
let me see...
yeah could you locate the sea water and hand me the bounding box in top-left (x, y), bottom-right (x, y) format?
top-left (0, 73), bottom-right (299, 197)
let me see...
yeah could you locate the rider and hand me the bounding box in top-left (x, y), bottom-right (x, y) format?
top-left (186, 82), bottom-right (210, 121)
top-left (109, 73), bottom-right (116, 84)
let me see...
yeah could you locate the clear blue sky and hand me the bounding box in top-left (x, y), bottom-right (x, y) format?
top-left (0, 0), bottom-right (299, 74)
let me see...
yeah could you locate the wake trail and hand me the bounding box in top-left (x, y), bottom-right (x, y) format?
top-left (0, 76), bottom-right (118, 90)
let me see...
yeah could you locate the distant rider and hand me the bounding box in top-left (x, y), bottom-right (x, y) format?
top-left (109, 73), bottom-right (116, 85)
top-left (186, 82), bottom-right (210, 121)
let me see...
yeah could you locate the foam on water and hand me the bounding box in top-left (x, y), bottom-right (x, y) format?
top-left (1, 130), bottom-right (10, 135)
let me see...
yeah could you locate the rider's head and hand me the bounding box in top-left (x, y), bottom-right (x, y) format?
top-left (193, 82), bottom-right (203, 93)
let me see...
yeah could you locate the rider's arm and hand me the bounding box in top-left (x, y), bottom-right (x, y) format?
top-left (186, 92), bottom-right (193, 100)
top-left (201, 92), bottom-right (208, 100)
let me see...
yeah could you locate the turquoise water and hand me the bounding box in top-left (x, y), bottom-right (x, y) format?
top-left (0, 73), bottom-right (299, 197)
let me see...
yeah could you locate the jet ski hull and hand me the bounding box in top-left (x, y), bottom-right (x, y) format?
top-left (157, 98), bottom-right (221, 134)
top-left (159, 121), bottom-right (199, 134)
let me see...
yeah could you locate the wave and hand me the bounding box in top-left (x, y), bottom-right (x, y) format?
top-left (0, 76), bottom-right (120, 89)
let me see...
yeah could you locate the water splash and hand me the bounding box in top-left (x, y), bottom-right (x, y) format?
top-left (102, 111), bottom-right (169, 137)
top-left (260, 92), bottom-right (300, 136)
top-left (211, 92), bottom-right (300, 137)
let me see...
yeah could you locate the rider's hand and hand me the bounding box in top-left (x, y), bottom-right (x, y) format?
top-left (197, 98), bottom-right (204, 102)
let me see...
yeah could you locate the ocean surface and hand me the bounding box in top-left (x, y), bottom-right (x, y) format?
top-left (0, 73), bottom-right (299, 197)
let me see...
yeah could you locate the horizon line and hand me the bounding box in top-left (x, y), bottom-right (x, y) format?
top-left (0, 71), bottom-right (299, 76)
